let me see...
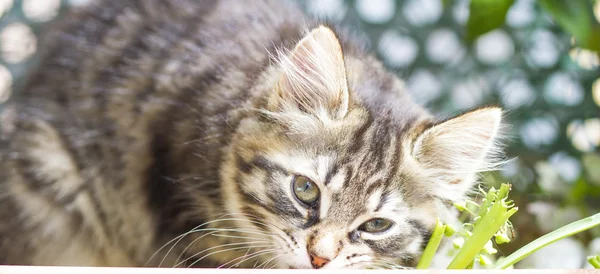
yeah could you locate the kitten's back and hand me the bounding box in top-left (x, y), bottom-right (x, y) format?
top-left (0, 0), bottom-right (308, 266)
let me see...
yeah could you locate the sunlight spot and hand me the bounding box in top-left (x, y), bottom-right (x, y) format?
top-left (567, 119), bottom-right (600, 152)
top-left (548, 152), bottom-right (581, 183)
top-left (378, 30), bottom-right (418, 68)
top-left (355, 0), bottom-right (395, 24)
top-left (403, 0), bottom-right (443, 26)
top-left (452, 0), bottom-right (469, 25)
top-left (426, 28), bottom-right (464, 64)
top-left (475, 30), bottom-right (514, 65)
top-left (506, 0), bottom-right (536, 28)
top-left (569, 48), bottom-right (600, 70)
top-left (544, 72), bottom-right (584, 106)
top-left (0, 23), bottom-right (37, 64)
top-left (520, 116), bottom-right (559, 148)
top-left (526, 29), bottom-right (559, 68)
top-left (499, 77), bottom-right (536, 109)
top-left (23, 0), bottom-right (60, 22)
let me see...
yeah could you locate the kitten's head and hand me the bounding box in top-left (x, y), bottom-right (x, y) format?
top-left (222, 26), bottom-right (504, 269)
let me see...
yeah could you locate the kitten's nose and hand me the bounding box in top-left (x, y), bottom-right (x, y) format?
top-left (309, 252), bottom-right (330, 269)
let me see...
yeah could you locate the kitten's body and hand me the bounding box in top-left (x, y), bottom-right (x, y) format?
top-left (0, 0), bottom-right (503, 268)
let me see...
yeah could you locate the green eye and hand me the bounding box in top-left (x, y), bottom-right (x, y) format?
top-left (360, 218), bottom-right (394, 233)
top-left (292, 175), bottom-right (320, 206)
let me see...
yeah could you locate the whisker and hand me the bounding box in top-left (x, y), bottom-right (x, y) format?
top-left (211, 233), bottom-right (272, 240)
top-left (258, 253), bottom-right (287, 269)
top-left (175, 228), bottom-right (270, 265)
top-left (162, 226), bottom-right (253, 267)
top-left (220, 248), bottom-right (281, 268)
top-left (175, 241), bottom-right (272, 268)
top-left (146, 223), bottom-right (207, 266)
top-left (184, 245), bottom-right (277, 268)
top-left (150, 215), bottom-right (251, 266)
top-left (147, 212), bottom-right (287, 268)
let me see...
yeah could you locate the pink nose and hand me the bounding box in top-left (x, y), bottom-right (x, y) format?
top-left (309, 252), bottom-right (330, 269)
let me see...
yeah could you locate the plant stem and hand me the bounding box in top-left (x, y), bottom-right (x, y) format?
top-left (493, 212), bottom-right (600, 269)
top-left (447, 188), bottom-right (517, 269)
top-left (416, 219), bottom-right (446, 269)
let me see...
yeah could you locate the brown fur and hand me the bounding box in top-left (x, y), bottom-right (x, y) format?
top-left (0, 0), bottom-right (503, 268)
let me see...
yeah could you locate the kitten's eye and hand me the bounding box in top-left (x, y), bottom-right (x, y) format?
top-left (359, 218), bottom-right (394, 233)
top-left (292, 175), bottom-right (320, 207)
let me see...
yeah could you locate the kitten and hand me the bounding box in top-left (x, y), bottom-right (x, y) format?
top-left (0, 0), bottom-right (504, 269)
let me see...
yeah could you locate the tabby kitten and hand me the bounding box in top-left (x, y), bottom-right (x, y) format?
top-left (0, 0), bottom-right (504, 269)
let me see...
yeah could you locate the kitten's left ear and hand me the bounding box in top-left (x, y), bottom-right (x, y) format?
top-left (411, 108), bottom-right (504, 201)
top-left (270, 25), bottom-right (349, 120)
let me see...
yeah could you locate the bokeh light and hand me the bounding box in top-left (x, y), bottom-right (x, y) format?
top-left (506, 0), bottom-right (536, 28)
top-left (568, 119), bottom-right (600, 152)
top-left (544, 72), bottom-right (584, 106)
top-left (355, 0), bottom-right (395, 24)
top-left (402, 0), bottom-right (443, 27)
top-left (23, 0), bottom-right (60, 22)
top-left (426, 28), bottom-right (464, 64)
top-left (498, 77), bottom-right (536, 109)
top-left (378, 30), bottom-right (419, 68)
top-left (569, 48), bottom-right (600, 70)
top-left (475, 30), bottom-right (514, 65)
top-left (520, 115), bottom-right (559, 148)
top-left (0, 23), bottom-right (37, 64)
top-left (451, 0), bottom-right (469, 25)
top-left (526, 29), bottom-right (560, 68)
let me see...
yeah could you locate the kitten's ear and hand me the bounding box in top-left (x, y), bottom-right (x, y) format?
top-left (270, 25), bottom-right (349, 120)
top-left (411, 108), bottom-right (504, 201)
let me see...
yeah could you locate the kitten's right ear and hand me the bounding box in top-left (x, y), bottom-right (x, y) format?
top-left (411, 107), bottom-right (504, 201)
top-left (268, 26), bottom-right (349, 121)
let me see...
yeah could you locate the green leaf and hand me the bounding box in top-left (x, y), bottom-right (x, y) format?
top-left (538, 0), bottom-right (600, 52)
top-left (465, 0), bottom-right (515, 42)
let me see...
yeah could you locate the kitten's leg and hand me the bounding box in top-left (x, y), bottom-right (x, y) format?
top-left (0, 107), bottom-right (135, 266)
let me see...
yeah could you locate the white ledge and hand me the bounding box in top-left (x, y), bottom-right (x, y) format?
top-left (0, 266), bottom-right (597, 274)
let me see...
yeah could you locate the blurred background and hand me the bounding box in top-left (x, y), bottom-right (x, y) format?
top-left (0, 0), bottom-right (599, 269)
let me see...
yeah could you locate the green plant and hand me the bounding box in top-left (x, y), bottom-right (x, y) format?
top-left (494, 212), bottom-right (600, 269)
top-left (419, 183), bottom-right (600, 269)
top-left (416, 219), bottom-right (451, 269)
top-left (589, 255), bottom-right (600, 269)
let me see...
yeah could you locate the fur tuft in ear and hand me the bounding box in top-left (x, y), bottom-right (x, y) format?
top-left (269, 25), bottom-right (349, 122)
top-left (412, 107), bottom-right (505, 201)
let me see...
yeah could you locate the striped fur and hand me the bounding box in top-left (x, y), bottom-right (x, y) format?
top-left (0, 0), bottom-right (504, 269)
